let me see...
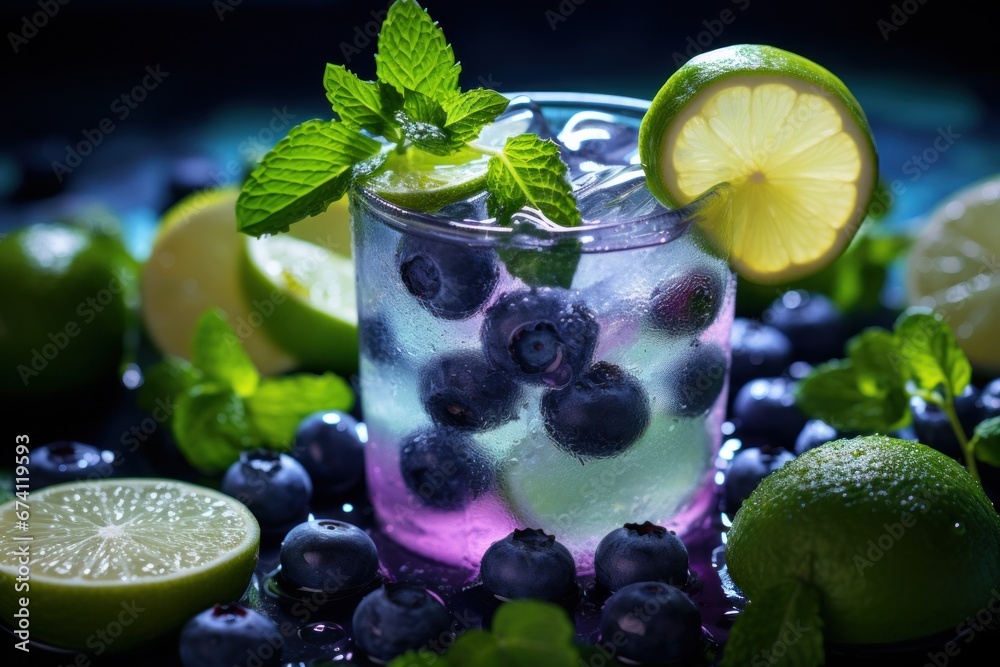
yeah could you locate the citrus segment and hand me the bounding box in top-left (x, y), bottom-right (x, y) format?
top-left (241, 233), bottom-right (358, 374)
top-left (0, 479), bottom-right (259, 651)
top-left (640, 45), bottom-right (878, 284)
top-left (906, 175), bottom-right (1000, 371)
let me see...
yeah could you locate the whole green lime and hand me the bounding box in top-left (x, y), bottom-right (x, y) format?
top-left (726, 435), bottom-right (1000, 645)
top-left (0, 224), bottom-right (136, 395)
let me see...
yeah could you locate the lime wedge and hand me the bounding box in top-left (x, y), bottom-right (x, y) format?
top-left (640, 44), bottom-right (878, 284)
top-left (241, 232), bottom-right (358, 374)
top-left (907, 175), bottom-right (1000, 371)
top-left (0, 479), bottom-right (259, 652)
top-left (362, 146), bottom-right (490, 212)
top-left (142, 188), bottom-right (297, 375)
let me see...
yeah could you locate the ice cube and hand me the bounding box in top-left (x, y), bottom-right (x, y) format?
top-left (435, 192), bottom-right (490, 223)
top-left (473, 95), bottom-right (556, 151)
top-left (573, 164), bottom-right (664, 225)
top-left (558, 111), bottom-right (640, 177)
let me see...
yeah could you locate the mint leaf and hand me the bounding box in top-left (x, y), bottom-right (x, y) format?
top-left (499, 239), bottom-right (580, 289)
top-left (845, 328), bottom-right (910, 423)
top-left (973, 416), bottom-right (1000, 467)
top-left (795, 359), bottom-right (909, 433)
top-left (722, 579), bottom-right (825, 667)
top-left (487, 135), bottom-right (581, 226)
top-left (191, 309), bottom-right (259, 397)
top-left (375, 0), bottom-right (460, 100)
top-left (173, 387), bottom-right (259, 473)
top-left (445, 602), bottom-right (577, 667)
top-left (246, 372), bottom-right (354, 447)
top-left (443, 89), bottom-right (510, 144)
top-left (323, 64), bottom-right (401, 141)
top-left (386, 649), bottom-right (446, 667)
top-left (396, 90), bottom-right (456, 155)
top-left (137, 357), bottom-right (202, 414)
top-left (237, 120), bottom-right (381, 236)
top-left (895, 308), bottom-right (971, 400)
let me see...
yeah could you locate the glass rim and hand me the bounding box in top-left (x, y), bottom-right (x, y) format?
top-left (352, 91), bottom-right (721, 252)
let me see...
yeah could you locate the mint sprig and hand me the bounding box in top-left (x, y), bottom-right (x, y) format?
top-left (387, 601), bottom-right (609, 667)
top-left (138, 309), bottom-right (353, 473)
top-left (795, 307), bottom-right (988, 483)
top-left (236, 0), bottom-right (583, 239)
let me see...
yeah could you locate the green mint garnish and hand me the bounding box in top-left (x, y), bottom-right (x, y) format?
top-left (374, 0), bottom-right (460, 100)
top-left (138, 309), bottom-right (353, 473)
top-left (237, 121), bottom-right (381, 236)
top-left (236, 0), bottom-right (583, 238)
top-left (722, 578), bottom-right (825, 667)
top-left (972, 416), bottom-right (1000, 468)
top-left (486, 134), bottom-right (582, 226)
top-left (795, 307), bottom-right (988, 483)
top-left (387, 600), bottom-right (601, 667)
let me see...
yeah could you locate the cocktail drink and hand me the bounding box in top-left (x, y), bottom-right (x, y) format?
top-left (351, 94), bottom-right (734, 569)
top-left (235, 0), bottom-right (878, 583)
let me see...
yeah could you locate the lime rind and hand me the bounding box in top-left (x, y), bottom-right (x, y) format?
top-left (362, 146), bottom-right (490, 212)
top-left (0, 479), bottom-right (259, 651)
top-left (640, 44), bottom-right (878, 284)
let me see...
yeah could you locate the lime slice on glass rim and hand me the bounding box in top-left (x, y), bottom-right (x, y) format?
top-left (0, 479), bottom-right (259, 652)
top-left (640, 44), bottom-right (878, 284)
top-left (906, 174), bottom-right (1000, 372)
top-left (240, 232), bottom-right (358, 374)
top-left (360, 102), bottom-right (532, 213)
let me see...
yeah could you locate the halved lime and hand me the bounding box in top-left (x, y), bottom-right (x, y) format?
top-left (0, 479), bottom-right (259, 652)
top-left (361, 146), bottom-right (490, 212)
top-left (906, 175), bottom-right (1000, 371)
top-left (241, 233), bottom-right (358, 374)
top-left (726, 436), bottom-right (1000, 644)
top-left (640, 45), bottom-right (878, 284)
top-left (142, 188), bottom-right (298, 375)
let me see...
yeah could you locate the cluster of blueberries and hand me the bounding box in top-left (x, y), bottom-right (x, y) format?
top-left (722, 290), bottom-right (1000, 515)
top-left (390, 235), bottom-right (727, 510)
top-left (180, 520), bottom-right (702, 667)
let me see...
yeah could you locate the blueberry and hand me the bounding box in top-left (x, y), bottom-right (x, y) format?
top-left (763, 290), bottom-right (844, 363)
top-left (542, 362), bottom-right (649, 460)
top-left (481, 288), bottom-right (599, 388)
top-left (980, 378), bottom-right (1000, 420)
top-left (179, 603), bottom-right (283, 667)
top-left (30, 441), bottom-right (113, 489)
top-left (419, 351), bottom-right (521, 431)
top-left (279, 520), bottom-right (380, 592)
top-left (291, 411), bottom-right (367, 495)
top-left (910, 385), bottom-right (983, 459)
top-left (594, 522), bottom-right (689, 592)
top-left (724, 447), bottom-right (795, 514)
top-left (648, 267), bottom-right (725, 337)
top-left (396, 236), bottom-right (498, 319)
top-left (729, 318), bottom-right (793, 393)
top-left (399, 427), bottom-right (493, 509)
top-left (668, 343), bottom-right (728, 417)
top-left (794, 419), bottom-right (839, 455)
top-left (479, 528), bottom-right (576, 602)
top-left (731, 377), bottom-right (808, 448)
top-left (221, 450), bottom-right (313, 530)
top-left (599, 582), bottom-right (702, 664)
top-left (352, 585), bottom-right (452, 663)
top-left (359, 314), bottom-right (399, 362)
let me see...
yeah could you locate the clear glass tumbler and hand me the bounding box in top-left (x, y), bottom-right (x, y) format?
top-left (350, 93), bottom-right (735, 572)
